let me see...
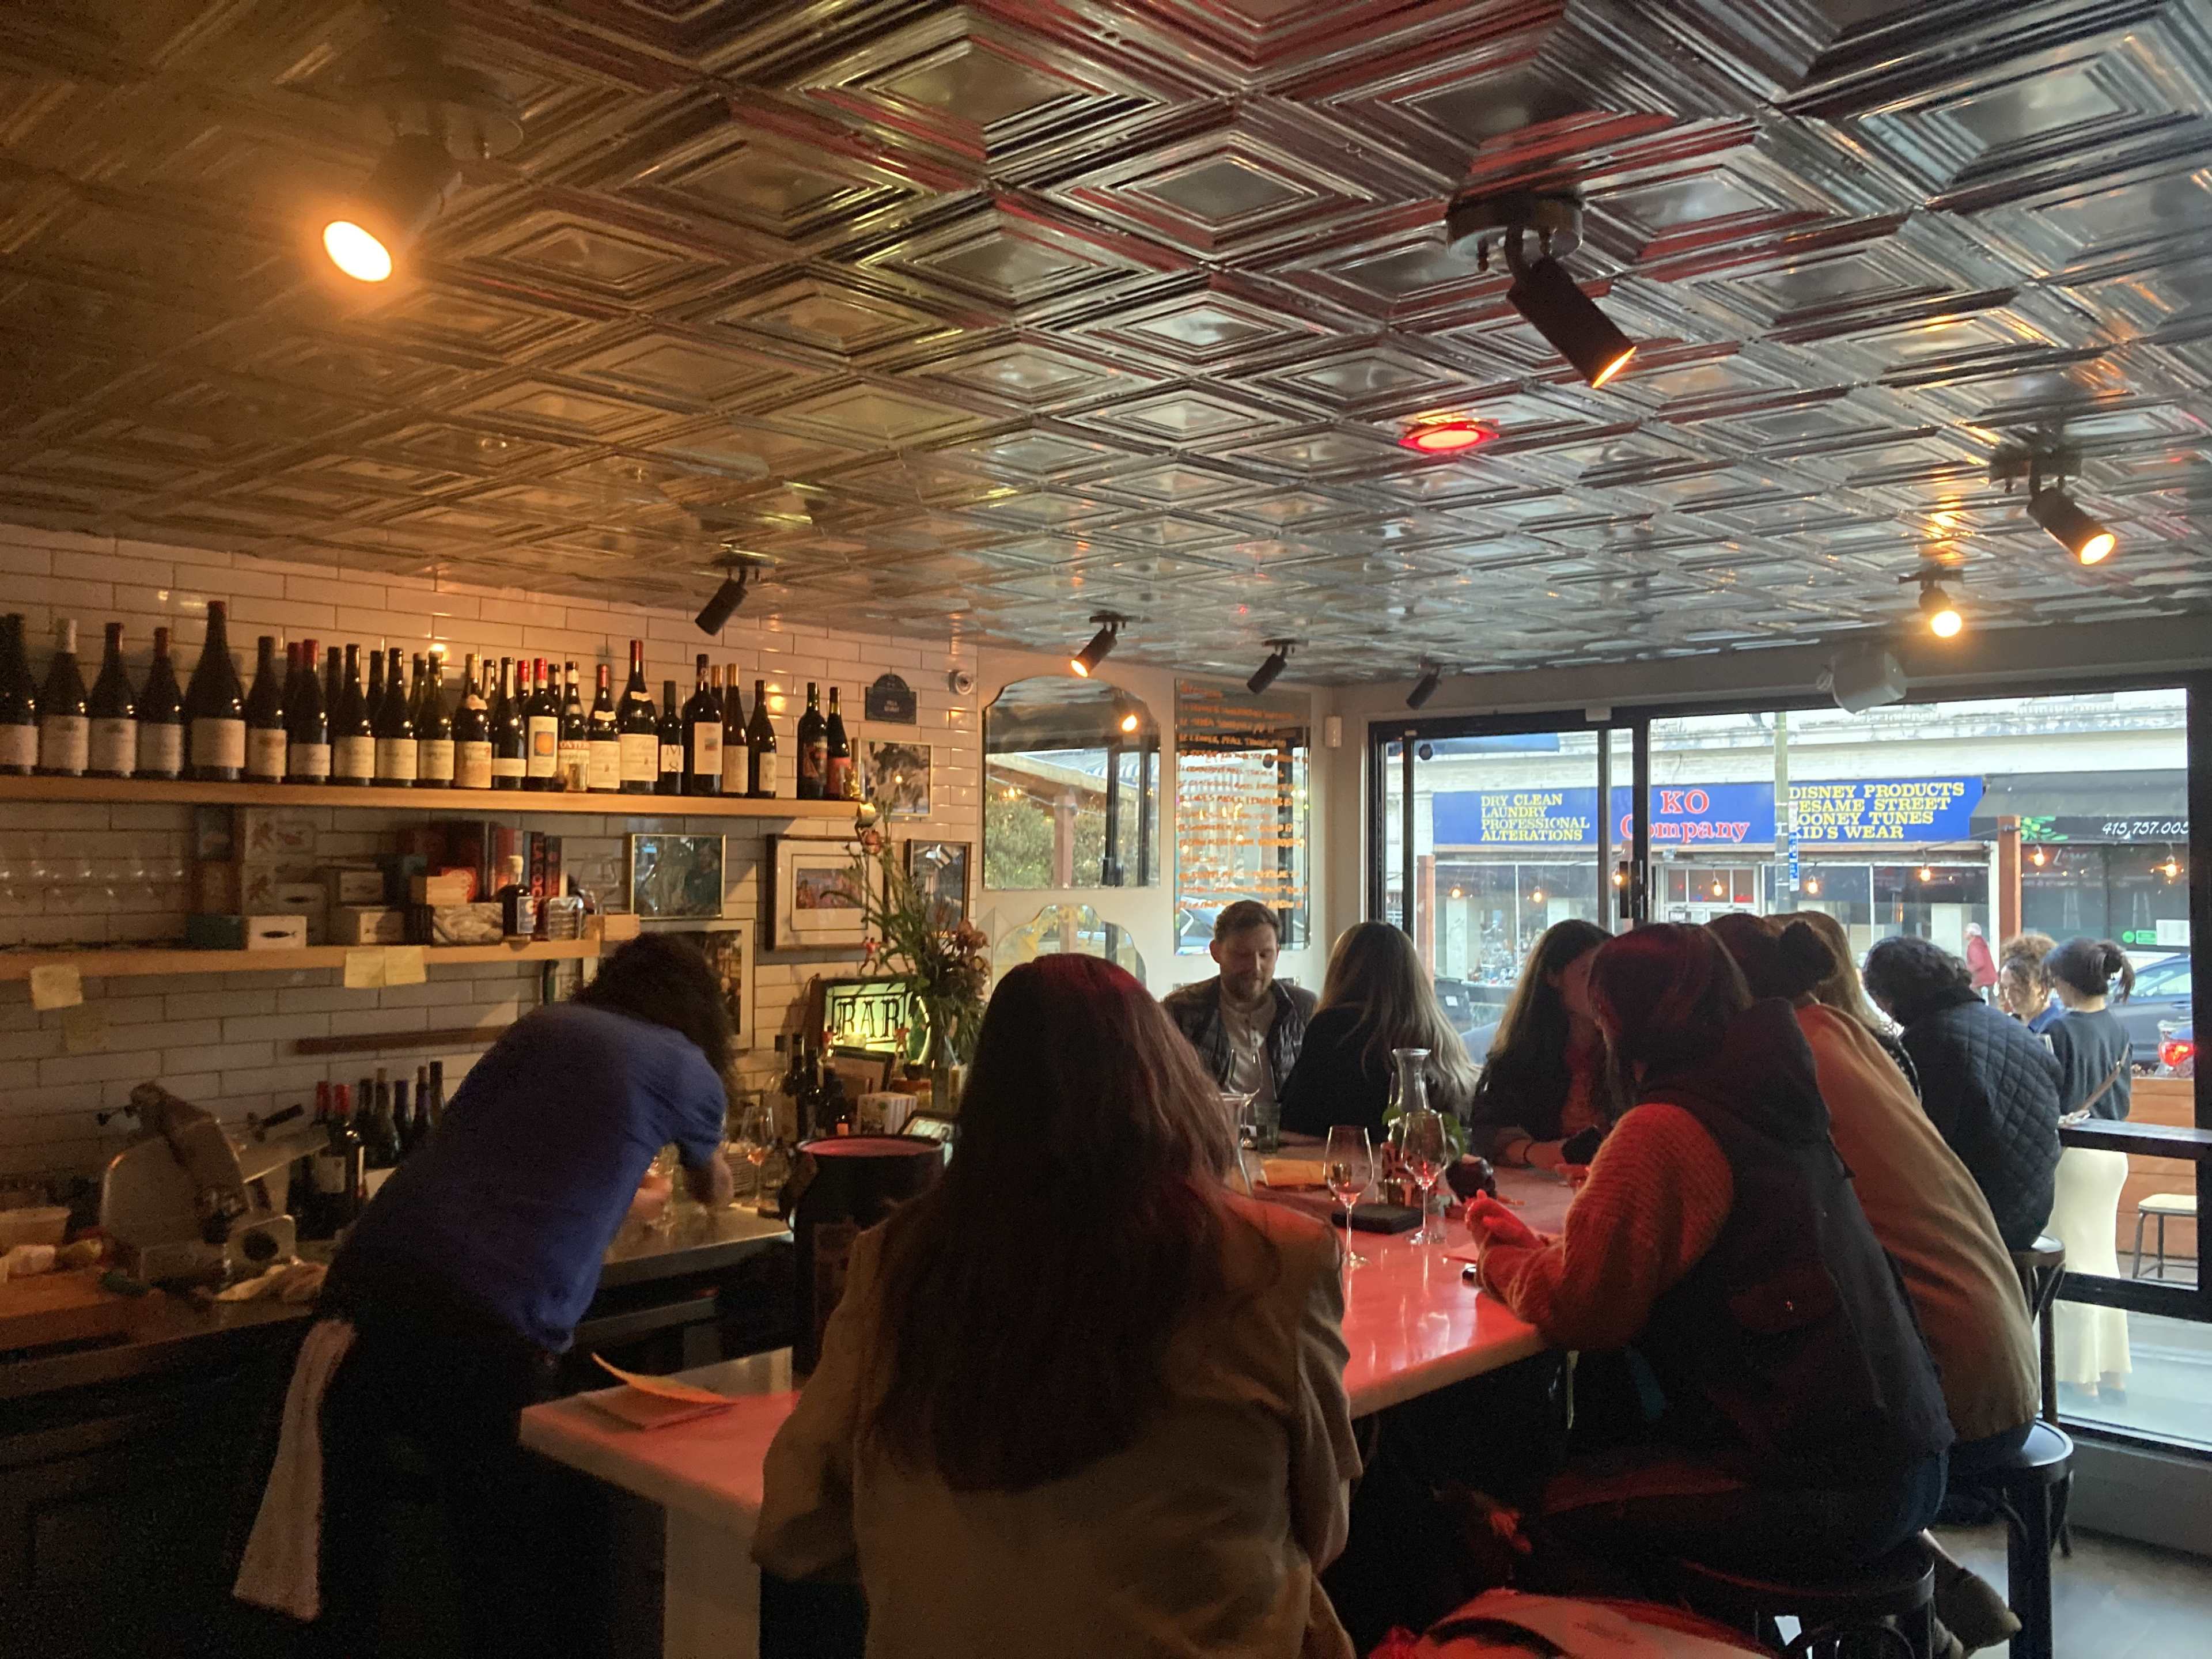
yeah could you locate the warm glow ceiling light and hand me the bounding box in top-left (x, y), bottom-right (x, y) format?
top-left (1070, 614), bottom-right (1123, 677)
top-left (1906, 566), bottom-right (1965, 638)
top-left (1445, 192), bottom-right (1636, 388)
top-left (2028, 486), bottom-right (2117, 566)
top-left (1400, 418), bottom-right (1495, 454)
top-left (1406, 664), bottom-right (1443, 709)
top-left (1918, 866), bottom-right (1936, 882)
top-left (323, 133), bottom-right (459, 283)
top-left (1247, 639), bottom-right (1294, 694)
top-left (1529, 887), bottom-right (1546, 904)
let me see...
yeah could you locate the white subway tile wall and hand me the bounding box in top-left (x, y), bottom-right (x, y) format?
top-left (0, 524), bottom-right (979, 1183)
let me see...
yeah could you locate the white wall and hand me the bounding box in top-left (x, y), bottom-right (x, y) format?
top-left (0, 524), bottom-right (978, 1182)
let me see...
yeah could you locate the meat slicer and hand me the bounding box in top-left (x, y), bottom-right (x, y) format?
top-left (98, 1083), bottom-right (324, 1282)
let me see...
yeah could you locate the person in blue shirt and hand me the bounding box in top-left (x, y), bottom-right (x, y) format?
top-left (307, 936), bottom-right (735, 1658)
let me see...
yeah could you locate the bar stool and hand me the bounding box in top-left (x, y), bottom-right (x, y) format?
top-left (1672, 1541), bottom-right (1934, 1657)
top-left (2009, 1234), bottom-right (2065, 1427)
top-left (1944, 1422), bottom-right (2074, 1659)
top-left (2130, 1192), bottom-right (2196, 1279)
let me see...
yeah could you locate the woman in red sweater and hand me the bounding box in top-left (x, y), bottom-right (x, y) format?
top-left (1467, 924), bottom-right (1952, 1590)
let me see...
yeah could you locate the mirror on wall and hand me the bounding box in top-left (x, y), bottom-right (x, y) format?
top-left (993, 902), bottom-right (1148, 986)
top-left (983, 677), bottom-right (1160, 892)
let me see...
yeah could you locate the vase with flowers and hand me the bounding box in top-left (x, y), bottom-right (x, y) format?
top-left (845, 810), bottom-right (989, 1112)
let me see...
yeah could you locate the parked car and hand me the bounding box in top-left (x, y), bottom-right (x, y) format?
top-left (2118, 950), bottom-right (2191, 1066)
top-left (1433, 978), bottom-right (1482, 1042)
top-left (2159, 1020), bottom-right (2195, 1080)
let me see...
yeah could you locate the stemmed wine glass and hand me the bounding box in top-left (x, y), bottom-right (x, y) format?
top-left (1324, 1126), bottom-right (1373, 1267)
top-left (1397, 1107), bottom-right (1448, 1245)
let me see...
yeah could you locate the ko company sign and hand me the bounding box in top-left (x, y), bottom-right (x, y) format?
top-left (1433, 778), bottom-right (1982, 850)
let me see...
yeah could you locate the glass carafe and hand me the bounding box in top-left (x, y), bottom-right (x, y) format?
top-left (1388, 1047), bottom-right (1431, 1118)
top-left (1389, 1049), bottom-right (1447, 1244)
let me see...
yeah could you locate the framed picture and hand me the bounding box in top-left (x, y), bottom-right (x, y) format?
top-left (627, 834), bottom-right (727, 921)
top-left (904, 840), bottom-right (971, 927)
top-left (768, 835), bottom-right (869, 949)
top-left (864, 739), bottom-right (932, 816)
top-left (654, 927), bottom-right (756, 1052)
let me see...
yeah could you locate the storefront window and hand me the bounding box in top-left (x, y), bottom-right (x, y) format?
top-left (1174, 680), bottom-right (1309, 953)
top-left (983, 677), bottom-right (1160, 891)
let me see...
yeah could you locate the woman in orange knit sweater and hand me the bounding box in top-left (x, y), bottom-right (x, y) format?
top-left (1467, 924), bottom-right (1952, 1590)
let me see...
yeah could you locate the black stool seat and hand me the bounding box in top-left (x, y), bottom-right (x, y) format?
top-left (1674, 1540), bottom-right (1934, 1657)
top-left (1949, 1422), bottom-right (2073, 1659)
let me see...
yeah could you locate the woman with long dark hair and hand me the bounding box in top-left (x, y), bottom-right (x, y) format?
top-left (1278, 921), bottom-right (1479, 1139)
top-left (2045, 937), bottom-right (2137, 1395)
top-left (755, 956), bottom-right (1361, 1657)
top-left (1467, 925), bottom-right (1951, 1589)
top-left (1464, 919), bottom-right (1611, 1168)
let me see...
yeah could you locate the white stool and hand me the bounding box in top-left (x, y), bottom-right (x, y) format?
top-left (2130, 1191), bottom-right (2197, 1280)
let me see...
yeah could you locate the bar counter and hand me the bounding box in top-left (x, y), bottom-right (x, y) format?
top-left (521, 1169), bottom-right (1574, 1659)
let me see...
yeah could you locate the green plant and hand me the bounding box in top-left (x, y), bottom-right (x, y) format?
top-left (847, 810), bottom-right (989, 1070)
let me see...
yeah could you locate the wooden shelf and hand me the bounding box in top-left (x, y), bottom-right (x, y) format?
top-left (0, 938), bottom-right (601, 982)
top-left (0, 775), bottom-right (855, 820)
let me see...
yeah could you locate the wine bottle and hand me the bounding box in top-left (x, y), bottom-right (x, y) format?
top-left (657, 680), bottom-right (682, 794)
top-left (87, 622), bottom-right (137, 779)
top-left (374, 647), bottom-right (418, 786)
top-left (490, 657), bottom-right (525, 790)
top-left (747, 677), bottom-right (778, 798)
top-left (454, 654), bottom-right (491, 790)
top-left (524, 658), bottom-right (559, 791)
top-left (137, 626), bottom-right (183, 780)
top-left (617, 640), bottom-right (658, 794)
top-left (415, 653), bottom-right (453, 788)
top-left (184, 600), bottom-right (247, 781)
top-left (288, 639), bottom-right (330, 783)
top-left (683, 654), bottom-right (721, 796)
top-left (796, 682), bottom-right (827, 800)
top-left (425, 1059), bottom-right (445, 1130)
top-left (244, 635), bottom-right (286, 783)
top-left (824, 685), bottom-right (858, 801)
top-left (37, 620), bottom-right (89, 777)
top-left (321, 639), bottom-right (343, 749)
top-left (309, 1084), bottom-right (364, 1238)
top-left (0, 614), bottom-right (36, 777)
top-left (558, 661), bottom-right (589, 790)
top-left (403, 1067), bottom-right (432, 1156)
top-left (332, 644), bottom-right (376, 785)
top-left (721, 665), bottom-right (749, 795)
top-left (586, 664), bottom-right (620, 791)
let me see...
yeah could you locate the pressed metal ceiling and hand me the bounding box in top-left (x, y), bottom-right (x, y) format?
top-left (1, 0), bottom-right (2209, 682)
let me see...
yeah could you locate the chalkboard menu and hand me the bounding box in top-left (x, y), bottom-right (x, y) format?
top-left (1175, 681), bottom-right (1310, 953)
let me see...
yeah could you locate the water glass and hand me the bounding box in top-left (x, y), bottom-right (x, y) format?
top-left (1398, 1108), bottom-right (1447, 1245)
top-left (1324, 1125), bottom-right (1373, 1267)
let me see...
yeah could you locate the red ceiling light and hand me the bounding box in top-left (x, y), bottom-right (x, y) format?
top-left (1400, 419), bottom-right (1494, 454)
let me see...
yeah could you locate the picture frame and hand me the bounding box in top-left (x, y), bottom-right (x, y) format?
top-left (768, 835), bottom-right (869, 950)
top-left (904, 839), bottom-right (971, 927)
top-left (627, 833), bottom-right (727, 921)
top-left (863, 739), bottom-right (932, 816)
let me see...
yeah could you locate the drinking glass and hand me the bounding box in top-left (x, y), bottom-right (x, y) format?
top-left (725, 1096), bottom-right (771, 1202)
top-left (1218, 1091), bottom-right (1258, 1194)
top-left (1398, 1107), bottom-right (1448, 1245)
top-left (1324, 1126), bottom-right (1373, 1267)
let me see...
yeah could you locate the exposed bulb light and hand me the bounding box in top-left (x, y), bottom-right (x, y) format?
top-left (1916, 577), bottom-right (1964, 638)
top-left (1070, 615), bottom-right (1122, 677)
top-left (321, 133), bottom-right (459, 284)
top-left (2159, 855), bottom-right (2181, 881)
top-left (2030, 846), bottom-right (2048, 868)
top-left (1529, 887), bottom-right (1545, 904)
top-left (1711, 879), bottom-right (1726, 898)
top-left (1804, 877), bottom-right (1823, 896)
top-left (1449, 886), bottom-right (1464, 900)
top-left (1508, 256), bottom-right (1637, 388)
top-left (1119, 710), bottom-right (1139, 734)
top-left (1400, 418), bottom-right (1494, 454)
top-left (1247, 639), bottom-right (1294, 695)
top-left (1406, 664), bottom-right (1442, 709)
top-left (2028, 486), bottom-right (2117, 566)
top-left (1917, 866), bottom-right (1936, 883)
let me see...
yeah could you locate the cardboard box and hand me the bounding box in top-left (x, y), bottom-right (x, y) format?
top-left (427, 902), bottom-right (505, 946)
top-left (322, 866), bottom-right (385, 908)
top-left (184, 914), bottom-right (308, 951)
top-left (411, 872), bottom-right (474, 906)
top-left (599, 911), bottom-right (642, 942)
top-left (236, 809), bottom-right (317, 861)
top-left (332, 907), bottom-right (408, 946)
top-left (269, 881), bottom-right (331, 946)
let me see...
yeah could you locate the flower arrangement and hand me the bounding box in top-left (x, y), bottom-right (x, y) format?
top-left (846, 810), bottom-right (990, 1088)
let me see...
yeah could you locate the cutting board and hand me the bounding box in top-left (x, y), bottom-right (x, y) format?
top-left (0, 1268), bottom-right (135, 1352)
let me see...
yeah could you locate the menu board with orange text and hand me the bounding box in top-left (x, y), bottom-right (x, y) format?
top-left (1175, 681), bottom-right (1310, 953)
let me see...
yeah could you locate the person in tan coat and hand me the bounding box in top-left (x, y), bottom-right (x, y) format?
top-left (755, 954), bottom-right (1360, 1659)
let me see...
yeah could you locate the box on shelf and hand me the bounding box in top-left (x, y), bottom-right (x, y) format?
top-left (599, 912), bottom-right (641, 942)
top-left (527, 834), bottom-right (563, 901)
top-left (442, 821), bottom-right (521, 903)
top-left (269, 881), bottom-right (330, 946)
top-left (321, 866), bottom-right (384, 908)
top-left (426, 902), bottom-right (505, 946)
top-left (376, 853), bottom-right (427, 904)
top-left (332, 907), bottom-right (408, 946)
top-left (542, 895), bottom-right (585, 941)
top-left (185, 914), bottom-right (308, 951)
top-left (236, 809), bottom-right (317, 861)
top-left (411, 871), bottom-right (474, 907)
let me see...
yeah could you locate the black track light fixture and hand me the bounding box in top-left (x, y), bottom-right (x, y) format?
top-left (324, 133), bottom-right (459, 283)
top-left (694, 552), bottom-right (766, 635)
top-left (1070, 613), bottom-right (1125, 677)
top-left (1247, 639), bottom-right (1295, 695)
top-left (1406, 664), bottom-right (1443, 709)
top-left (1994, 445), bottom-right (2118, 566)
top-left (1899, 566), bottom-right (1964, 639)
top-left (1446, 192), bottom-right (1636, 389)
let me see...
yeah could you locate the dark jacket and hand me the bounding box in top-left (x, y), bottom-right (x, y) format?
top-left (1639, 999), bottom-right (1955, 1487)
top-left (2048, 1007), bottom-right (2133, 1121)
top-left (1162, 976), bottom-right (1315, 1098)
top-left (1896, 988), bottom-right (2063, 1251)
top-left (1277, 1006), bottom-right (1389, 1139)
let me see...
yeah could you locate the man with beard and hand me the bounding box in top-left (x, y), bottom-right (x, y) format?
top-left (1164, 901), bottom-right (1314, 1130)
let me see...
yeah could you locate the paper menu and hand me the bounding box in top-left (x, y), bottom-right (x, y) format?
top-left (585, 1357), bottom-right (740, 1430)
top-left (592, 1354), bottom-right (736, 1406)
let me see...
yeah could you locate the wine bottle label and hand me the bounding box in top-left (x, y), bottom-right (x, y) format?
top-left (587, 739), bottom-right (621, 792)
top-left (526, 716), bottom-right (559, 777)
top-left (826, 755), bottom-right (857, 800)
top-left (191, 717), bottom-right (246, 770)
top-left (90, 717), bottom-right (137, 776)
top-left (288, 741), bottom-right (331, 781)
top-left (690, 722), bottom-right (722, 776)
top-left (137, 722), bottom-right (182, 777)
top-left (618, 732), bottom-right (658, 784)
top-left (491, 753), bottom-right (526, 781)
top-left (247, 727), bottom-right (288, 781)
top-left (0, 723), bottom-right (36, 770)
top-left (457, 742), bottom-right (494, 790)
top-left (721, 738), bottom-right (749, 793)
top-left (39, 715), bottom-right (89, 774)
top-left (800, 739), bottom-right (827, 785)
top-left (375, 737), bottom-right (419, 782)
top-left (558, 737), bottom-right (590, 785)
top-left (334, 735), bottom-right (377, 781)
top-left (310, 1150), bottom-right (350, 1196)
top-left (753, 752), bottom-right (779, 797)
top-left (659, 742), bottom-right (682, 776)
top-left (418, 737), bottom-right (456, 782)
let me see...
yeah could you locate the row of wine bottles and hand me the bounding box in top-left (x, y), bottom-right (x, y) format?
top-left (0, 604), bottom-right (865, 801)
top-left (297, 1065), bottom-right (443, 1238)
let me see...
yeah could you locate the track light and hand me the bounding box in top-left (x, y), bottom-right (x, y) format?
top-left (1247, 639), bottom-right (1294, 695)
top-left (323, 134), bottom-right (460, 283)
top-left (694, 558), bottom-right (757, 635)
top-left (1903, 565), bottom-right (1964, 638)
top-left (1070, 614), bottom-right (1123, 677)
top-left (1406, 664), bottom-right (1442, 709)
top-left (2028, 485), bottom-right (2116, 566)
top-left (1445, 192), bottom-right (1636, 389)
